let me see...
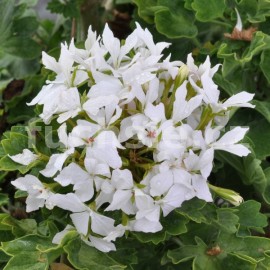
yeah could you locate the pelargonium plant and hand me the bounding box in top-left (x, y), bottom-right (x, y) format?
top-left (9, 22), bottom-right (254, 253)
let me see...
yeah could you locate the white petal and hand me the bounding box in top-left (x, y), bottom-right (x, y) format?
top-left (25, 196), bottom-right (45, 212)
top-left (111, 169), bottom-right (133, 189)
top-left (222, 91), bottom-right (255, 109)
top-left (150, 171), bottom-right (173, 197)
top-left (90, 147), bottom-right (122, 169)
top-left (70, 211), bottom-right (90, 235)
top-left (40, 148), bottom-right (74, 177)
top-left (90, 212), bottom-right (115, 236)
top-left (235, 8), bottom-right (243, 31)
top-left (214, 127), bottom-right (249, 145)
top-left (87, 235), bottom-right (116, 253)
top-left (145, 103), bottom-right (166, 122)
top-left (118, 117), bottom-right (135, 142)
top-left (42, 51), bottom-right (61, 74)
top-left (84, 158), bottom-right (111, 177)
top-left (192, 175), bottom-right (213, 202)
top-left (105, 190), bottom-right (133, 213)
top-left (52, 225), bottom-right (75, 244)
top-left (54, 162), bottom-right (88, 186)
top-left (214, 144), bottom-right (251, 156)
top-left (11, 175), bottom-right (42, 191)
top-left (9, 149), bottom-right (38, 166)
top-left (47, 193), bottom-right (88, 212)
top-left (133, 218), bottom-right (162, 233)
top-left (161, 184), bottom-right (195, 216)
top-left (74, 179), bottom-right (94, 202)
top-left (58, 123), bottom-right (68, 148)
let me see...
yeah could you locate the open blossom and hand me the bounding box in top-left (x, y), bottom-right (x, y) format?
top-left (11, 175), bottom-right (54, 212)
top-left (12, 22), bottom-right (254, 252)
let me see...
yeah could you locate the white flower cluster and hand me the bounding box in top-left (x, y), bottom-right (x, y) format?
top-left (11, 23), bottom-right (254, 252)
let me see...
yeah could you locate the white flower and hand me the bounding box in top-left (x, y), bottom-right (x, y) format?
top-left (54, 159), bottom-right (110, 202)
top-left (206, 126), bottom-right (251, 156)
top-left (27, 43), bottom-right (87, 124)
top-left (11, 175), bottom-right (53, 212)
top-left (119, 102), bottom-right (169, 147)
top-left (9, 149), bottom-right (38, 166)
top-left (68, 120), bottom-right (101, 148)
top-left (16, 22), bottom-right (256, 253)
top-left (157, 184), bottom-right (195, 216)
top-left (172, 81), bottom-right (203, 123)
top-left (184, 149), bottom-right (214, 179)
top-left (102, 24), bottom-right (137, 70)
top-left (186, 53), bottom-right (220, 81)
top-left (212, 91), bottom-right (255, 113)
top-left (134, 22), bottom-right (170, 57)
top-left (83, 95), bottom-right (122, 128)
top-left (85, 131), bottom-right (123, 169)
top-left (190, 71), bottom-right (220, 106)
top-left (133, 189), bottom-right (162, 233)
top-left (40, 148), bottom-right (74, 177)
top-left (104, 169), bottom-right (135, 214)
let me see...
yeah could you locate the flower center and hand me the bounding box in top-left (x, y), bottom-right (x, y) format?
top-left (87, 137), bottom-right (95, 144)
top-left (147, 130), bottom-right (156, 138)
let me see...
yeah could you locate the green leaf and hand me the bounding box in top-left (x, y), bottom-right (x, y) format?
top-left (133, 0), bottom-right (159, 24)
top-left (247, 118), bottom-right (270, 160)
top-left (168, 233), bottom-right (270, 269)
top-left (0, 156), bottom-right (25, 172)
top-left (260, 49), bottom-right (270, 84)
top-left (0, 0), bottom-right (14, 42)
top-left (252, 100), bottom-right (270, 123)
top-left (2, 216), bottom-right (37, 237)
top-left (218, 32), bottom-right (270, 79)
top-left (47, 0), bottom-right (82, 18)
top-left (235, 200), bottom-right (268, 234)
top-left (115, 0), bottom-right (132, 3)
top-left (191, 0), bottom-right (226, 22)
top-left (0, 214), bottom-right (14, 242)
top-left (64, 237), bottom-right (125, 270)
top-left (3, 251), bottom-right (48, 270)
top-left (0, 250), bottom-right (10, 263)
top-left (13, 16), bottom-right (39, 36)
top-left (2, 37), bottom-right (41, 59)
top-left (215, 152), bottom-right (270, 204)
top-left (18, 0), bottom-right (38, 7)
top-left (215, 208), bottom-right (238, 234)
top-left (109, 247), bottom-right (138, 267)
top-left (2, 235), bottom-right (55, 255)
top-left (168, 237), bottom-right (222, 269)
top-left (1, 132), bottom-right (28, 155)
top-left (0, 194), bottom-right (9, 207)
top-left (219, 253), bottom-right (257, 270)
top-left (134, 211), bottom-right (188, 244)
top-left (248, 0), bottom-right (270, 23)
top-left (217, 233), bottom-right (270, 265)
top-left (0, 1), bottom-right (41, 60)
top-left (0, 130), bottom-right (40, 173)
top-left (176, 198), bottom-right (208, 223)
top-left (155, 0), bottom-right (198, 38)
top-left (213, 73), bottom-right (239, 96)
top-left (14, 190), bottom-right (28, 199)
top-left (237, 0), bottom-right (258, 21)
top-left (1, 234), bottom-right (62, 269)
top-left (162, 211), bottom-right (188, 236)
top-left (132, 230), bottom-right (166, 245)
